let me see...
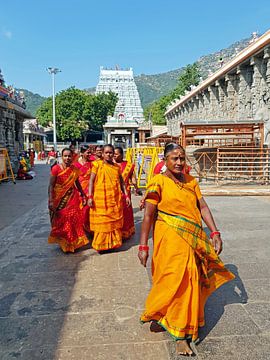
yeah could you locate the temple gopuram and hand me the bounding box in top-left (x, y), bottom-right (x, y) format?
top-left (96, 67), bottom-right (146, 148)
top-left (0, 69), bottom-right (32, 169)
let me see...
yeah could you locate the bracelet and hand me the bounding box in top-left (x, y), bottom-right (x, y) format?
top-left (210, 231), bottom-right (220, 239)
top-left (139, 245), bottom-right (149, 251)
top-left (88, 195), bottom-right (93, 199)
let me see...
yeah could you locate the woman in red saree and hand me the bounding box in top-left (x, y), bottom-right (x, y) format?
top-left (114, 146), bottom-right (141, 240)
top-left (48, 148), bottom-right (89, 252)
top-left (74, 145), bottom-right (92, 232)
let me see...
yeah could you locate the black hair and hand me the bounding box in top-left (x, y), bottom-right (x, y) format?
top-left (62, 147), bottom-right (73, 156)
top-left (95, 145), bottom-right (103, 151)
top-left (114, 146), bottom-right (124, 156)
top-left (80, 145), bottom-right (89, 153)
top-left (164, 143), bottom-right (185, 158)
top-left (103, 144), bottom-right (114, 152)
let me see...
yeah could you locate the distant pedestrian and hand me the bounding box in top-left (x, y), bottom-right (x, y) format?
top-left (46, 147), bottom-right (57, 166)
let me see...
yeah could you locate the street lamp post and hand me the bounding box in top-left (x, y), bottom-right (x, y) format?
top-left (46, 67), bottom-right (61, 152)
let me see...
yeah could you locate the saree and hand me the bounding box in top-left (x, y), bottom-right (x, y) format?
top-left (90, 161), bottom-right (123, 251)
top-left (75, 161), bottom-right (92, 232)
top-left (119, 161), bottom-right (135, 239)
top-left (48, 164), bottom-right (89, 252)
top-left (140, 174), bottom-right (235, 342)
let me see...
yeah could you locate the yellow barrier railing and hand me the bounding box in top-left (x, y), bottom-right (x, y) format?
top-left (126, 147), bottom-right (164, 188)
top-left (0, 148), bottom-right (16, 184)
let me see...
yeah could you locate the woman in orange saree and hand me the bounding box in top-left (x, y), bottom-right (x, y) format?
top-left (114, 147), bottom-right (142, 240)
top-left (74, 145), bottom-right (92, 232)
top-left (48, 148), bottom-right (89, 253)
top-left (138, 143), bottom-right (235, 356)
top-left (87, 144), bottom-right (130, 251)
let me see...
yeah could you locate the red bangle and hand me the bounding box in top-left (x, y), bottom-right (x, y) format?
top-left (139, 245), bottom-right (149, 251)
top-left (210, 231), bottom-right (220, 239)
top-left (88, 195), bottom-right (93, 199)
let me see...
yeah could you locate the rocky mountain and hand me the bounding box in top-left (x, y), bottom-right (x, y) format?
top-left (23, 35), bottom-right (253, 115)
top-left (134, 36), bottom-right (252, 108)
top-left (17, 88), bottom-right (46, 117)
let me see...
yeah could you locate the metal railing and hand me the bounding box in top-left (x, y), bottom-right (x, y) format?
top-left (187, 147), bottom-right (270, 184)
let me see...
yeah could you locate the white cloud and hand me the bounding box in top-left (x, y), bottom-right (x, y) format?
top-left (2, 29), bottom-right (12, 39)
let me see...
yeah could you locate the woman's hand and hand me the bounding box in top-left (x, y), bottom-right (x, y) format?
top-left (82, 196), bottom-right (87, 206)
top-left (125, 196), bottom-right (131, 207)
top-left (139, 198), bottom-right (145, 210)
top-left (48, 201), bottom-right (54, 211)
top-left (138, 250), bottom-right (149, 267)
top-left (135, 189), bottom-right (143, 196)
top-left (211, 234), bottom-right (223, 255)
top-left (87, 198), bottom-right (94, 208)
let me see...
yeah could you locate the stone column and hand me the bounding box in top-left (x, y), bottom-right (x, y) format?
top-left (225, 74), bottom-right (236, 121)
top-left (209, 85), bottom-right (219, 120)
top-left (0, 109), bottom-right (5, 148)
top-left (250, 56), bottom-right (262, 116)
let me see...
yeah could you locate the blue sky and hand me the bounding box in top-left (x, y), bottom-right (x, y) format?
top-left (1, 0), bottom-right (270, 97)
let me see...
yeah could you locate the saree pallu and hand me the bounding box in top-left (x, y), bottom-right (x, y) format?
top-left (140, 174), bottom-right (235, 342)
top-left (120, 161), bottom-right (135, 239)
top-left (75, 161), bottom-right (92, 232)
top-left (48, 165), bottom-right (89, 252)
top-left (90, 162), bottom-right (123, 251)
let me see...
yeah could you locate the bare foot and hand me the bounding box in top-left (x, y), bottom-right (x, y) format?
top-left (176, 340), bottom-right (194, 356)
top-left (150, 321), bottom-right (165, 333)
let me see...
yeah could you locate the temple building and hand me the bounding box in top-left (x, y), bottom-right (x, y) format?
top-left (0, 68), bottom-right (32, 168)
top-left (96, 67), bottom-right (145, 147)
top-left (165, 30), bottom-right (270, 148)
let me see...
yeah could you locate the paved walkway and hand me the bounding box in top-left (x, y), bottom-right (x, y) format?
top-left (0, 164), bottom-right (269, 359)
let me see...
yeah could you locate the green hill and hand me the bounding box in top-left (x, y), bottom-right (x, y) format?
top-left (134, 37), bottom-right (251, 108)
top-left (22, 35), bottom-right (253, 114)
top-left (17, 88), bottom-right (46, 117)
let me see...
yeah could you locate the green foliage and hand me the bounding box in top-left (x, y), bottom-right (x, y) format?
top-left (36, 87), bottom-right (118, 141)
top-left (144, 63), bottom-right (201, 125)
top-left (83, 91), bottom-right (118, 131)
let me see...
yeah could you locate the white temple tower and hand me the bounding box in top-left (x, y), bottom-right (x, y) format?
top-left (96, 66), bottom-right (145, 148)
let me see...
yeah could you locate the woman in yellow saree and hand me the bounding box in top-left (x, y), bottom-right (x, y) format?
top-left (138, 143), bottom-right (234, 356)
top-left (88, 144), bottom-right (130, 251)
top-left (114, 146), bottom-right (142, 240)
top-left (48, 148), bottom-right (89, 252)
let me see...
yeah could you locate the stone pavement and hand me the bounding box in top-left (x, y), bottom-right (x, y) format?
top-left (0, 164), bottom-right (269, 359)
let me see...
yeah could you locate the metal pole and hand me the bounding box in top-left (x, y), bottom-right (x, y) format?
top-left (47, 67), bottom-right (61, 153)
top-left (52, 71), bottom-right (57, 152)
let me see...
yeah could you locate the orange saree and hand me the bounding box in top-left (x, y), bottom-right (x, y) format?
top-left (140, 174), bottom-right (235, 342)
top-left (119, 161), bottom-right (135, 239)
top-left (48, 164), bottom-right (89, 252)
top-left (90, 161), bottom-right (123, 251)
top-left (75, 161), bottom-right (92, 232)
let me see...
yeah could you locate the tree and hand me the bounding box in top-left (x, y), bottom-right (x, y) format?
top-left (36, 87), bottom-right (118, 140)
top-left (144, 63), bottom-right (200, 125)
top-left (83, 91), bottom-right (118, 131)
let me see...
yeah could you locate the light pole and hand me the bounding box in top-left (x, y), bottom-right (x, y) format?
top-left (46, 67), bottom-right (61, 152)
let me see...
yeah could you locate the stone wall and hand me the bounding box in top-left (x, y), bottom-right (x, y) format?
top-left (0, 98), bottom-right (30, 169)
top-left (166, 42), bottom-right (270, 146)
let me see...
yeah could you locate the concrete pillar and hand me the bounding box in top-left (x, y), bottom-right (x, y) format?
top-left (131, 129), bottom-right (135, 148)
top-left (107, 129), bottom-right (111, 144)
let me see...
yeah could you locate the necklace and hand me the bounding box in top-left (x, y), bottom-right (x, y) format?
top-left (164, 170), bottom-right (185, 189)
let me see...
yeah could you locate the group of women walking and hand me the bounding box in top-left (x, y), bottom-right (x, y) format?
top-left (48, 144), bottom-right (138, 253)
top-left (47, 142), bottom-right (234, 356)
